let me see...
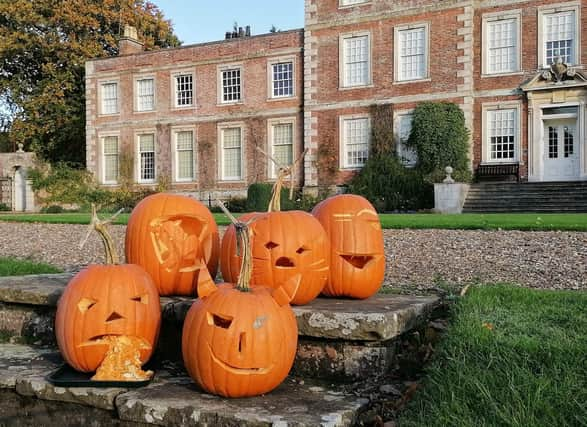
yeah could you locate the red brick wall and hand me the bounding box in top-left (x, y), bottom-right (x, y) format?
top-left (86, 30), bottom-right (304, 197)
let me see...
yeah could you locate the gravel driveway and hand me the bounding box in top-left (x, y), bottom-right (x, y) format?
top-left (0, 222), bottom-right (585, 291)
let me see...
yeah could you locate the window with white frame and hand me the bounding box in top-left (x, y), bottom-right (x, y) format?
top-left (136, 78), bottom-right (155, 111)
top-left (396, 25), bottom-right (428, 81)
top-left (174, 74), bottom-right (193, 107)
top-left (102, 136), bottom-right (119, 184)
top-left (486, 109), bottom-right (517, 161)
top-left (221, 127), bottom-right (243, 180)
top-left (486, 17), bottom-right (519, 74)
top-left (271, 62), bottom-right (294, 98)
top-left (340, 0), bottom-right (369, 6)
top-left (341, 117), bottom-right (370, 168)
top-left (138, 133), bottom-right (156, 182)
top-left (221, 68), bottom-right (241, 103)
top-left (175, 130), bottom-right (195, 181)
top-left (100, 82), bottom-right (118, 115)
top-left (342, 34), bottom-right (370, 87)
top-left (543, 10), bottom-right (576, 66)
top-left (270, 122), bottom-right (294, 178)
top-left (397, 114), bottom-right (417, 167)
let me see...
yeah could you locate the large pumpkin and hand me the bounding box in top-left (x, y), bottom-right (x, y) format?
top-left (311, 194), bottom-right (385, 299)
top-left (125, 193), bottom-right (220, 296)
top-left (220, 211), bottom-right (329, 305)
top-left (55, 264), bottom-right (161, 373)
top-left (183, 213), bottom-right (298, 398)
top-left (55, 207), bottom-right (161, 374)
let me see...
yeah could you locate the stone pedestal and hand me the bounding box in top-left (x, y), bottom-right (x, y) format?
top-left (434, 183), bottom-right (470, 214)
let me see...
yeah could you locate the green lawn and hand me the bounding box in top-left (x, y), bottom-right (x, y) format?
top-left (0, 257), bottom-right (62, 277)
top-left (399, 285), bottom-right (587, 427)
top-left (0, 212), bottom-right (586, 231)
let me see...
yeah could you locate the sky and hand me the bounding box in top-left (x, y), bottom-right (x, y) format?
top-left (153, 0), bottom-right (305, 45)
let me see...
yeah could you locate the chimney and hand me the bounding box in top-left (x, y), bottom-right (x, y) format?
top-left (119, 25), bottom-right (144, 55)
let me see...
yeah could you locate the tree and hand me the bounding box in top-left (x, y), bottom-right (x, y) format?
top-left (0, 0), bottom-right (180, 165)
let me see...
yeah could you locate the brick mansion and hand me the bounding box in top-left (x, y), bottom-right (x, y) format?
top-left (85, 0), bottom-right (587, 199)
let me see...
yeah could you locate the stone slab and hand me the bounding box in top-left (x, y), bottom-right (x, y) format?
top-left (116, 374), bottom-right (369, 427)
top-left (294, 295), bottom-right (440, 341)
top-left (0, 273), bottom-right (73, 306)
top-left (0, 274), bottom-right (440, 342)
top-left (0, 344), bottom-right (127, 411)
top-left (0, 344), bottom-right (369, 426)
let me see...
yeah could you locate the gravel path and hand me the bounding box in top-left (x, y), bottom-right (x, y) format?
top-left (0, 222), bottom-right (585, 291)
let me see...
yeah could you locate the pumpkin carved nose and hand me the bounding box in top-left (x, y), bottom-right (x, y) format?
top-left (106, 311), bottom-right (125, 322)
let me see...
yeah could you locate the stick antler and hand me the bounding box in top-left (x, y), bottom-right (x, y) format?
top-left (80, 204), bottom-right (124, 265)
top-left (256, 147), bottom-right (308, 212)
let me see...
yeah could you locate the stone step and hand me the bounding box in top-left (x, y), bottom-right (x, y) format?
top-left (0, 273), bottom-right (440, 381)
top-left (0, 343), bottom-right (369, 426)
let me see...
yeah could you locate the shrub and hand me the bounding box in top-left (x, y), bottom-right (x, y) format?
top-left (225, 197), bottom-right (248, 213)
top-left (42, 205), bottom-right (64, 214)
top-left (0, 203), bottom-right (10, 211)
top-left (407, 102), bottom-right (471, 182)
top-left (246, 183), bottom-right (300, 212)
top-left (348, 154), bottom-right (433, 212)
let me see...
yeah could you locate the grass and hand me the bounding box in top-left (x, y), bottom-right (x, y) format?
top-left (0, 212), bottom-right (586, 231)
top-left (0, 257), bottom-right (62, 277)
top-left (398, 285), bottom-right (587, 427)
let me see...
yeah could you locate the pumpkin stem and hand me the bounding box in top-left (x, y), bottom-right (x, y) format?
top-left (216, 200), bottom-right (254, 291)
top-left (256, 147), bottom-right (308, 213)
top-left (80, 204), bottom-right (123, 265)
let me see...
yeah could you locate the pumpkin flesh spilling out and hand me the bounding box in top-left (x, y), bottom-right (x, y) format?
top-left (125, 193), bottom-right (220, 296)
top-left (55, 207), bottom-right (161, 379)
top-left (312, 194), bottom-right (385, 299)
top-left (183, 206), bottom-right (298, 398)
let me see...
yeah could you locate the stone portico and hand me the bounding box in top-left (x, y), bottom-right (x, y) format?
top-left (0, 146), bottom-right (36, 212)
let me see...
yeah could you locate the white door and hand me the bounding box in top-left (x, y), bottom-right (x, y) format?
top-left (543, 119), bottom-right (580, 181)
top-left (13, 167), bottom-right (26, 212)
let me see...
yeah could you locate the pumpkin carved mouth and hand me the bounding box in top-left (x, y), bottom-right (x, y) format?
top-left (78, 334), bottom-right (152, 350)
top-left (208, 345), bottom-right (273, 375)
top-left (340, 254), bottom-right (375, 269)
top-left (275, 257), bottom-right (295, 268)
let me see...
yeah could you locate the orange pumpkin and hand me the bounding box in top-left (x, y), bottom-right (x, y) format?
top-left (220, 211), bottom-right (329, 305)
top-left (125, 193), bottom-right (220, 296)
top-left (55, 207), bottom-right (161, 373)
top-left (55, 264), bottom-right (161, 372)
top-left (183, 213), bottom-right (298, 398)
top-left (312, 194), bottom-right (385, 299)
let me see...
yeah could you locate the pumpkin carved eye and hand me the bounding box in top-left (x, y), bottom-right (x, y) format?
top-left (131, 294), bottom-right (149, 305)
top-left (207, 312), bottom-right (233, 329)
top-left (77, 298), bottom-right (98, 313)
top-left (265, 241), bottom-right (279, 250)
top-left (296, 246), bottom-right (310, 255)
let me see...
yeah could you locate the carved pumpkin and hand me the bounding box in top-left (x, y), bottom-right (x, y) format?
top-left (125, 193), bottom-right (220, 296)
top-left (55, 264), bottom-right (161, 373)
top-left (220, 210), bottom-right (329, 305)
top-left (55, 207), bottom-right (161, 374)
top-left (312, 194), bottom-right (385, 299)
top-left (183, 210), bottom-right (298, 398)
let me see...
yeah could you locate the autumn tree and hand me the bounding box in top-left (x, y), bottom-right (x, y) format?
top-left (0, 0), bottom-right (180, 164)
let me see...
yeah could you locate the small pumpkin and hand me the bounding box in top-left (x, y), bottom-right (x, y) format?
top-left (55, 207), bottom-right (161, 374)
top-left (125, 193), bottom-right (220, 296)
top-left (220, 151), bottom-right (329, 305)
top-left (312, 194), bottom-right (385, 299)
top-left (183, 206), bottom-right (298, 398)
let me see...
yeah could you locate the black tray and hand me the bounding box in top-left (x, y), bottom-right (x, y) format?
top-left (46, 364), bottom-right (154, 388)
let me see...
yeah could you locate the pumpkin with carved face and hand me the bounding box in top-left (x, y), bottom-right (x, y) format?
top-left (55, 264), bottom-right (161, 373)
top-left (125, 193), bottom-right (220, 296)
top-left (220, 211), bottom-right (329, 305)
top-left (183, 218), bottom-right (298, 398)
top-left (312, 194), bottom-right (385, 299)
